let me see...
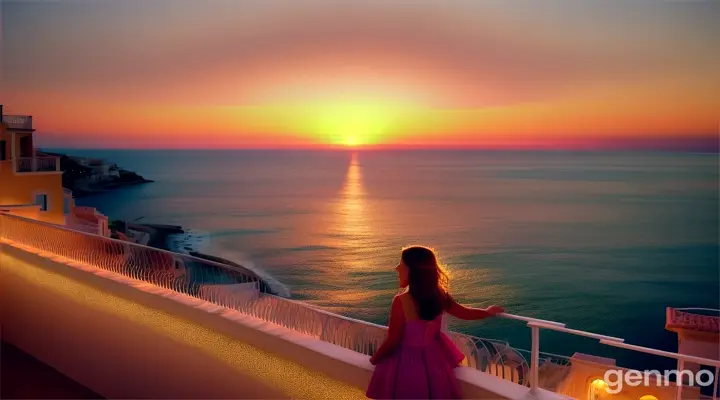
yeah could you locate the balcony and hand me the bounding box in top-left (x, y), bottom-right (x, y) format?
top-left (1, 213), bottom-right (718, 399)
top-left (15, 156), bottom-right (61, 173)
top-left (2, 115), bottom-right (34, 131)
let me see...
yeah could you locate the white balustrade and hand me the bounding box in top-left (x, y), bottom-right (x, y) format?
top-left (3, 114), bottom-right (33, 130)
top-left (14, 156), bottom-right (60, 172)
top-left (0, 212), bottom-right (718, 399)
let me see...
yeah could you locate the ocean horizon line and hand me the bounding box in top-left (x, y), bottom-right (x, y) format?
top-left (39, 147), bottom-right (719, 155)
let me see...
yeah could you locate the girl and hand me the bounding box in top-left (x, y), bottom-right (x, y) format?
top-left (366, 245), bottom-right (505, 399)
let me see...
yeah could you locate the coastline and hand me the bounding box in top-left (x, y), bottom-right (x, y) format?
top-left (52, 150), bottom-right (290, 297)
top-left (126, 223), bottom-right (184, 249)
top-left (130, 223), bottom-right (290, 297)
top-left (42, 151), bottom-right (154, 197)
top-left (70, 179), bottom-right (154, 198)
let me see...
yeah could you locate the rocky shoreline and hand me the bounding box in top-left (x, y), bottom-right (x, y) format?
top-left (125, 223), bottom-right (184, 248)
top-left (71, 179), bottom-right (154, 198)
top-left (54, 152), bottom-right (289, 297)
top-left (42, 151), bottom-right (154, 197)
top-left (126, 222), bottom-right (287, 297)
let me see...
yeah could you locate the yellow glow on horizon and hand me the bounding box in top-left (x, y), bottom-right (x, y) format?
top-left (312, 103), bottom-right (397, 146)
top-left (20, 76), bottom-right (719, 148)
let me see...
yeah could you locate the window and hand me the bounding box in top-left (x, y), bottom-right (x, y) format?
top-left (35, 194), bottom-right (48, 211)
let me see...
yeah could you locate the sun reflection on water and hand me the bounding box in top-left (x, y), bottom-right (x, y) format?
top-left (298, 152), bottom-right (399, 316)
top-left (337, 152), bottom-right (373, 268)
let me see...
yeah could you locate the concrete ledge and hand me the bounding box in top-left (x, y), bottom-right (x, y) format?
top-left (1, 245), bottom-right (360, 399)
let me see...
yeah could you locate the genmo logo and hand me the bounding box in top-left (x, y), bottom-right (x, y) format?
top-left (598, 369), bottom-right (716, 394)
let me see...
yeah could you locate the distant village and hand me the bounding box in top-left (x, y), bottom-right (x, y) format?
top-left (42, 152), bottom-right (153, 197)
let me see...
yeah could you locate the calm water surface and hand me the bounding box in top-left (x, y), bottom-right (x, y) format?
top-left (56, 149), bottom-right (719, 370)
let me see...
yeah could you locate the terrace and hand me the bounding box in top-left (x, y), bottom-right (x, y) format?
top-left (0, 157), bottom-right (61, 174)
top-left (14, 156), bottom-right (61, 172)
top-left (0, 213), bottom-right (718, 399)
top-left (2, 114), bottom-right (34, 131)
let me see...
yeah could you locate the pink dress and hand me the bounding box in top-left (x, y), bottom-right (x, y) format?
top-left (366, 314), bottom-right (465, 399)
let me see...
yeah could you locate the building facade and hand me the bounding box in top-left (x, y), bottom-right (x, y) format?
top-left (0, 105), bottom-right (109, 236)
top-left (0, 106), bottom-right (65, 225)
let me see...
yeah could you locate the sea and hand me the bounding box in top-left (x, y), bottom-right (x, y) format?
top-left (53, 149), bottom-right (719, 371)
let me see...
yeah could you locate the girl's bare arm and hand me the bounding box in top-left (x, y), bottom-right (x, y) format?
top-left (446, 297), bottom-right (504, 320)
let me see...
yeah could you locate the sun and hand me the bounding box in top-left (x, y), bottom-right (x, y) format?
top-left (344, 136), bottom-right (359, 147)
top-left (313, 103), bottom-right (394, 147)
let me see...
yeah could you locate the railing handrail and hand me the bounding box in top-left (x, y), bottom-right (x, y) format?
top-left (675, 308), bottom-right (720, 313)
top-left (527, 321), bottom-right (625, 342)
top-left (0, 212), bottom-right (292, 295)
top-left (599, 339), bottom-right (720, 368)
top-left (13, 156), bottom-right (60, 173)
top-left (287, 297), bottom-right (390, 329)
top-left (499, 313), bottom-right (566, 327)
top-left (296, 304), bottom-right (569, 332)
top-left (16, 156), bottom-right (59, 160)
top-left (66, 218), bottom-right (99, 227)
top-left (2, 115), bottom-right (33, 130)
top-left (1, 212), bottom-right (262, 280)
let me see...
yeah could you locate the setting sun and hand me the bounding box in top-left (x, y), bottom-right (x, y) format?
top-left (311, 102), bottom-right (403, 147)
top-left (344, 136), bottom-right (359, 147)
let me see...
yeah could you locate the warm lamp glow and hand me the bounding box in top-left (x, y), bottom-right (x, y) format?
top-left (638, 396), bottom-right (658, 400)
top-left (591, 379), bottom-right (608, 389)
top-left (590, 378), bottom-right (610, 396)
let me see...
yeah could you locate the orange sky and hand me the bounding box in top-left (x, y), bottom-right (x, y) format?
top-left (2, 1), bottom-right (718, 149)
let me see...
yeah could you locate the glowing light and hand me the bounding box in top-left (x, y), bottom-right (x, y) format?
top-left (312, 103), bottom-right (398, 146)
top-left (344, 136), bottom-right (358, 147)
top-left (589, 378), bottom-right (610, 398)
top-left (591, 379), bottom-right (608, 390)
top-left (638, 396), bottom-right (659, 400)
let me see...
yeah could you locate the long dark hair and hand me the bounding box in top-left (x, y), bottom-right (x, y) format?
top-left (402, 245), bottom-right (450, 321)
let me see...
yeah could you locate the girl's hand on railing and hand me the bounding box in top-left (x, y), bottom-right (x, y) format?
top-left (486, 305), bottom-right (505, 316)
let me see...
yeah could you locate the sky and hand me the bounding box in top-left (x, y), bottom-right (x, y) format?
top-left (1, 0), bottom-right (719, 150)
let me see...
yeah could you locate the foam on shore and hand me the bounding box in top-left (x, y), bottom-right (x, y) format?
top-left (166, 229), bottom-right (210, 254)
top-left (167, 230), bottom-right (291, 298)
